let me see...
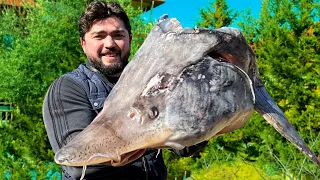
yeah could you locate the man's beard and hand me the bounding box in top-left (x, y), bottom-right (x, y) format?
top-left (90, 51), bottom-right (130, 77)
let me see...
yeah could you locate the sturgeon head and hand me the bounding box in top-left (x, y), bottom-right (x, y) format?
top-left (55, 17), bottom-right (320, 167)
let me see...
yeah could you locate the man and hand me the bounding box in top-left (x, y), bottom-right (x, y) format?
top-left (43, 1), bottom-right (206, 180)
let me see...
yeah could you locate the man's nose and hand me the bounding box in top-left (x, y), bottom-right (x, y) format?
top-left (104, 36), bottom-right (116, 48)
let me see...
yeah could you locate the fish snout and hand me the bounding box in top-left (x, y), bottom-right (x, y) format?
top-left (54, 108), bottom-right (173, 167)
top-left (55, 146), bottom-right (78, 165)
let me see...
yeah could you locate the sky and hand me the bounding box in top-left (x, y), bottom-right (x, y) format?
top-left (141, 0), bottom-right (262, 28)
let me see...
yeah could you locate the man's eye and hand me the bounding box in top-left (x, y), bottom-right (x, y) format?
top-left (114, 34), bottom-right (125, 38)
top-left (93, 35), bottom-right (104, 39)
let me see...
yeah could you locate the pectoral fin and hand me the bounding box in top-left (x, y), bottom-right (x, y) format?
top-left (254, 86), bottom-right (320, 166)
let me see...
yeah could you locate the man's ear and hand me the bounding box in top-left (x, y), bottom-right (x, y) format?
top-left (80, 37), bottom-right (86, 53)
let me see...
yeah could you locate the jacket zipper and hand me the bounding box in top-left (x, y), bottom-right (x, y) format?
top-left (142, 157), bottom-right (149, 180)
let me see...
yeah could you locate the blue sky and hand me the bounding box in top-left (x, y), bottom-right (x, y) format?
top-left (141, 0), bottom-right (262, 28)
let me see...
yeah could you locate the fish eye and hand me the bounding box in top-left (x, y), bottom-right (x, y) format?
top-left (148, 107), bottom-right (159, 119)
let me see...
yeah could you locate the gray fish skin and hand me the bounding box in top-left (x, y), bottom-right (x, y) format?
top-left (55, 17), bottom-right (320, 167)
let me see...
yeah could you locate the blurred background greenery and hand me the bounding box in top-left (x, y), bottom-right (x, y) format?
top-left (0, 0), bottom-right (319, 179)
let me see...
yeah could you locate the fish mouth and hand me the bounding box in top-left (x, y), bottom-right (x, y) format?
top-left (55, 147), bottom-right (146, 167)
top-left (109, 149), bottom-right (146, 166)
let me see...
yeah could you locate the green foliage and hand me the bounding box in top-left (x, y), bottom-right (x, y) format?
top-left (0, 1), bottom-right (86, 177)
top-left (163, 149), bottom-right (196, 178)
top-left (192, 161), bottom-right (282, 180)
top-left (237, 8), bottom-right (259, 45)
top-left (0, 114), bottom-right (56, 179)
top-left (196, 0), bottom-right (238, 28)
top-left (251, 1), bottom-right (320, 177)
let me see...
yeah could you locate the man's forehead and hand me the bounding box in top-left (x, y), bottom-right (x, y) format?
top-left (89, 17), bottom-right (126, 33)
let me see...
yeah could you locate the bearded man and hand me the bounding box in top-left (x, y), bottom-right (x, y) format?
top-left (43, 1), bottom-right (207, 180)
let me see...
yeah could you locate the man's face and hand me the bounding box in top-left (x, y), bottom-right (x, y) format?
top-left (81, 16), bottom-right (132, 77)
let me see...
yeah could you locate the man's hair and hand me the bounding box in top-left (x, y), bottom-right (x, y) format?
top-left (78, 1), bottom-right (132, 40)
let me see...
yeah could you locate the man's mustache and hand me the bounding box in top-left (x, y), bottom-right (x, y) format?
top-left (101, 48), bottom-right (120, 56)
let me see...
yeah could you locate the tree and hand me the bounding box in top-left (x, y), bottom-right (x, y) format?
top-left (253, 1), bottom-right (320, 177)
top-left (196, 0), bottom-right (238, 28)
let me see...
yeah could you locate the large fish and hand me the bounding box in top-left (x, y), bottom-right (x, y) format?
top-left (55, 16), bottom-right (320, 168)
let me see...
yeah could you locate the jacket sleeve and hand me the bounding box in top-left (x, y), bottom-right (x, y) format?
top-left (43, 76), bottom-right (110, 179)
top-left (43, 76), bottom-right (96, 152)
top-left (170, 141), bottom-right (208, 157)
